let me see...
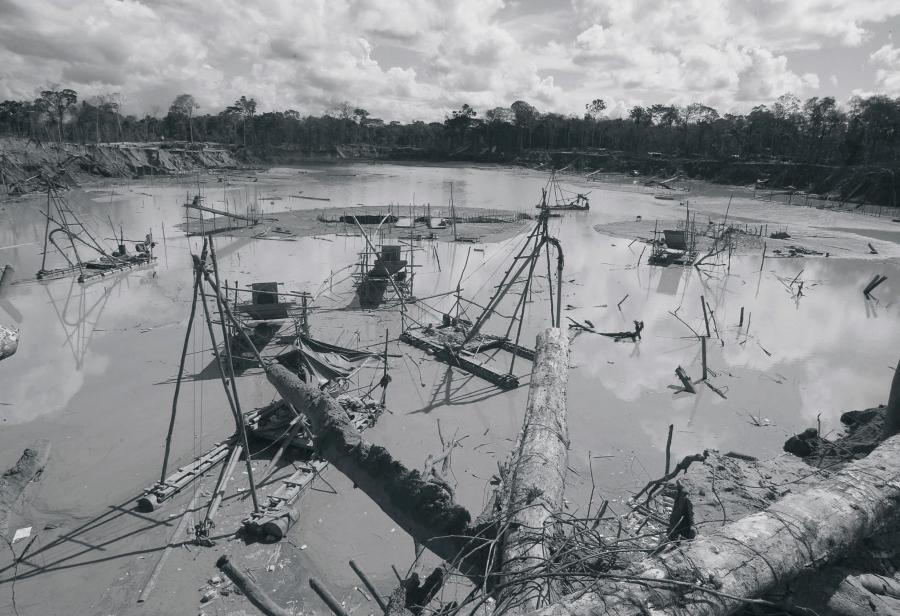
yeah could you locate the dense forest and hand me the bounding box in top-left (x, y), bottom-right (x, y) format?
top-left (2, 89), bottom-right (900, 169)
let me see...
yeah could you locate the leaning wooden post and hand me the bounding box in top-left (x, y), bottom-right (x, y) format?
top-left (700, 295), bottom-right (710, 338)
top-left (701, 336), bottom-right (708, 380)
top-left (883, 358), bottom-right (900, 436)
top-left (216, 556), bottom-right (292, 616)
top-left (497, 328), bottom-right (570, 614)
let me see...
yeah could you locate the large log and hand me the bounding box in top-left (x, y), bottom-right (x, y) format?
top-left (266, 364), bottom-right (487, 576)
top-left (0, 440), bottom-right (51, 535)
top-left (498, 328), bottom-right (569, 614)
top-left (528, 432), bottom-right (900, 616)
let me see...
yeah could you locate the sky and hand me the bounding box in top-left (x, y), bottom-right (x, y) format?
top-left (0, 0), bottom-right (899, 122)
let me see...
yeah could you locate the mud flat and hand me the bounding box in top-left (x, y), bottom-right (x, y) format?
top-left (179, 204), bottom-right (532, 244)
top-left (593, 191), bottom-right (900, 261)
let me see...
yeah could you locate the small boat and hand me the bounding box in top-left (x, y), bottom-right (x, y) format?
top-left (394, 217), bottom-right (415, 228)
top-left (653, 193), bottom-right (675, 201)
top-left (427, 217), bottom-right (447, 229)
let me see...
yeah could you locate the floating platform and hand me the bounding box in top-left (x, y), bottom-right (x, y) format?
top-left (241, 396), bottom-right (385, 541)
top-left (400, 327), bottom-right (522, 390)
top-left (37, 255), bottom-right (157, 283)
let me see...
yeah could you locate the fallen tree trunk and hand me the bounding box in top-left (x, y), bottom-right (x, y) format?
top-left (528, 432), bottom-right (900, 616)
top-left (0, 440), bottom-right (51, 535)
top-left (216, 555), bottom-right (292, 616)
top-left (266, 364), bottom-right (488, 577)
top-left (498, 328), bottom-right (569, 614)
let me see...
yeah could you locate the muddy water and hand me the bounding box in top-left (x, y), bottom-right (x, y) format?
top-left (0, 163), bottom-right (898, 614)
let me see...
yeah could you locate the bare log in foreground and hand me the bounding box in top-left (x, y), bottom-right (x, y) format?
top-left (498, 328), bottom-right (570, 614)
top-left (0, 440), bottom-right (51, 535)
top-left (528, 432), bottom-right (900, 616)
top-left (216, 555), bottom-right (292, 616)
top-left (266, 364), bottom-right (488, 577)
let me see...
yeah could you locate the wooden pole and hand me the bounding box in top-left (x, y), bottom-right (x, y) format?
top-left (701, 336), bottom-right (708, 380)
top-left (664, 424), bottom-right (674, 475)
top-left (883, 358), bottom-right (900, 437)
top-left (497, 329), bottom-right (570, 614)
top-left (216, 556), bottom-right (293, 616)
top-left (207, 237), bottom-right (260, 513)
top-left (137, 489), bottom-right (198, 603)
top-left (349, 560), bottom-right (388, 612)
top-left (700, 295), bottom-right (710, 338)
top-left (738, 307), bottom-right (744, 327)
top-left (201, 444), bottom-right (242, 530)
top-left (759, 242), bottom-right (767, 272)
top-left (160, 241), bottom-right (206, 482)
top-left (310, 578), bottom-right (351, 616)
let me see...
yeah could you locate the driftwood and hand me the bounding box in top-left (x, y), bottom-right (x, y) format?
top-left (527, 432), bottom-right (900, 616)
top-left (217, 555), bottom-right (292, 616)
top-left (0, 324), bottom-right (18, 361)
top-left (863, 274), bottom-right (888, 297)
top-left (0, 440), bottom-right (51, 535)
top-left (674, 366), bottom-right (695, 393)
top-left (497, 329), bottom-right (570, 614)
top-left (266, 364), bottom-right (488, 577)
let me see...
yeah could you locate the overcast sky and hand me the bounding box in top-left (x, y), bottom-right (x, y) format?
top-left (1, 0), bottom-right (898, 122)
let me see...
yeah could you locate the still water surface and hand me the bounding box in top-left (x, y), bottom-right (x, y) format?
top-left (0, 162), bottom-right (896, 611)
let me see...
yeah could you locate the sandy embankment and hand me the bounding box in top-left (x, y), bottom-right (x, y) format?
top-left (594, 192), bottom-right (900, 261)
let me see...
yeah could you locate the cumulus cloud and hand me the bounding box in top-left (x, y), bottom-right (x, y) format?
top-left (870, 44), bottom-right (900, 95)
top-left (0, 0), bottom-right (896, 121)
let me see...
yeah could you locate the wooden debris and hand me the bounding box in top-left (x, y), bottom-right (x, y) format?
top-left (309, 577), bottom-right (350, 616)
top-left (349, 559), bottom-right (387, 611)
top-left (0, 440), bottom-right (51, 536)
top-left (674, 366), bottom-right (695, 393)
top-left (530, 433), bottom-right (900, 616)
top-left (266, 363), bottom-right (489, 577)
top-left (216, 555), bottom-right (292, 616)
top-left (863, 274), bottom-right (888, 298)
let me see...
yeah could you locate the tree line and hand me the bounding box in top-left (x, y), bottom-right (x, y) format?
top-left (1, 88), bottom-right (899, 167)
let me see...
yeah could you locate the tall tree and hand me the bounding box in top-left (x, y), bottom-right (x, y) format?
top-left (584, 98), bottom-right (606, 120)
top-left (36, 88), bottom-right (78, 142)
top-left (169, 94), bottom-right (199, 143)
top-left (225, 95), bottom-right (257, 146)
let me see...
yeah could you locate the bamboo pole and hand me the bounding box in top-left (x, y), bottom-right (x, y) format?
top-left (207, 237), bottom-right (259, 512)
top-left (160, 241), bottom-right (206, 482)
